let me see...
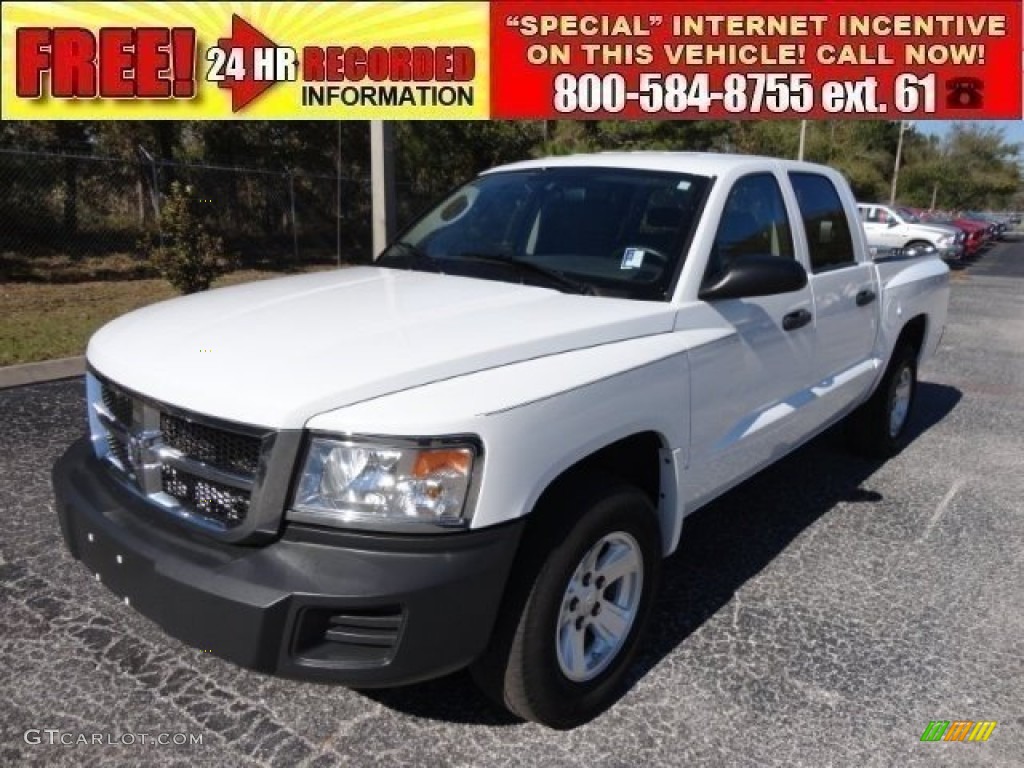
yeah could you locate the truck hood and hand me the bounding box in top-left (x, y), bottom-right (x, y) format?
top-left (912, 223), bottom-right (959, 238)
top-left (87, 267), bottom-right (676, 428)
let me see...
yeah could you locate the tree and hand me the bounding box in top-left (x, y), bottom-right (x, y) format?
top-left (539, 119), bottom-right (733, 155)
top-left (90, 123), bottom-right (184, 226)
top-left (150, 181), bottom-right (232, 293)
top-left (939, 124), bottom-right (1020, 209)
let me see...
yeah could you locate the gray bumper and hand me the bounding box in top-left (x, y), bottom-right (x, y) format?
top-left (53, 437), bottom-right (524, 686)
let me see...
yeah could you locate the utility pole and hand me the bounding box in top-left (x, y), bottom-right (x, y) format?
top-left (797, 120), bottom-right (807, 161)
top-left (889, 120), bottom-right (908, 206)
top-left (930, 182), bottom-right (939, 211)
top-left (370, 120), bottom-right (397, 256)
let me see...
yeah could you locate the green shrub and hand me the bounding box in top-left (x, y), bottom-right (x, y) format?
top-left (151, 182), bottom-right (234, 294)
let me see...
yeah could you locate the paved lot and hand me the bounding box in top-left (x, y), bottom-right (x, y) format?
top-left (2, 242), bottom-right (1022, 767)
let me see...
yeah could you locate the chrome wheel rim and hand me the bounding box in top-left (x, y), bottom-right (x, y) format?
top-left (889, 365), bottom-right (913, 437)
top-left (556, 531), bottom-right (643, 683)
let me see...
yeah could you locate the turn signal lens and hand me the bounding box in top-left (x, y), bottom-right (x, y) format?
top-left (413, 449), bottom-right (472, 478)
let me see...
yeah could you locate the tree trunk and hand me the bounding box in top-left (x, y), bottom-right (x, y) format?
top-left (63, 156), bottom-right (78, 236)
top-left (136, 175), bottom-right (147, 226)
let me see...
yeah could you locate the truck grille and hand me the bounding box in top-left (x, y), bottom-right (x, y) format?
top-left (161, 413), bottom-right (261, 476)
top-left (161, 465), bottom-right (250, 526)
top-left (101, 383), bottom-right (133, 425)
top-left (94, 378), bottom-right (269, 530)
top-left (106, 433), bottom-right (131, 474)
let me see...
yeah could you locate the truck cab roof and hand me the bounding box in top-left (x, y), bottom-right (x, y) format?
top-left (484, 151), bottom-right (840, 179)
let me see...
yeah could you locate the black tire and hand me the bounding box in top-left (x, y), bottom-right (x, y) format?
top-left (848, 342), bottom-right (918, 458)
top-left (471, 475), bottom-right (661, 729)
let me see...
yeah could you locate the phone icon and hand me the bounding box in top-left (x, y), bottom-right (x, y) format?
top-left (945, 77), bottom-right (984, 109)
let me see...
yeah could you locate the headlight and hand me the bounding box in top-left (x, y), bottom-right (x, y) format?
top-left (288, 436), bottom-right (479, 531)
top-left (937, 234), bottom-right (953, 245)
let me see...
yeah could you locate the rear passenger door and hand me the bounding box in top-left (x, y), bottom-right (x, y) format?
top-left (789, 172), bottom-right (880, 421)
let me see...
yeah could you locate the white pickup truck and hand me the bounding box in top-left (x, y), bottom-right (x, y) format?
top-left (54, 152), bottom-right (950, 729)
top-left (857, 202), bottom-right (965, 263)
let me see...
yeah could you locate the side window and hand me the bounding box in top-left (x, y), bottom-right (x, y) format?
top-left (704, 173), bottom-right (794, 285)
top-left (863, 206), bottom-right (889, 224)
top-left (789, 172), bottom-right (857, 272)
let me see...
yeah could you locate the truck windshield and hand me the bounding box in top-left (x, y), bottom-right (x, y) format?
top-left (377, 167), bottom-right (712, 300)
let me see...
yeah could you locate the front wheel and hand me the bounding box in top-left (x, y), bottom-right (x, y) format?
top-left (471, 477), bottom-right (661, 729)
top-left (848, 342), bottom-right (918, 457)
top-left (903, 240), bottom-right (937, 258)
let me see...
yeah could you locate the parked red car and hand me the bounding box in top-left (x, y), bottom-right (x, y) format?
top-left (933, 216), bottom-right (988, 258)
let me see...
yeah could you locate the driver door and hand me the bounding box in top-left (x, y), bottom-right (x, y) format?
top-left (685, 172), bottom-right (817, 509)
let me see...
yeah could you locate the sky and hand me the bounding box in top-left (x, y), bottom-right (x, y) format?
top-left (915, 119), bottom-right (1024, 146)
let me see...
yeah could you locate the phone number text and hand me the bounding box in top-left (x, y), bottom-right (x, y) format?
top-left (552, 72), bottom-right (937, 115)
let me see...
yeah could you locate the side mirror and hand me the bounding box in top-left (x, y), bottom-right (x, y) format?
top-left (887, 219), bottom-right (899, 228)
top-left (698, 253), bottom-right (808, 301)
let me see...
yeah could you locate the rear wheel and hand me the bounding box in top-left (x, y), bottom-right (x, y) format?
top-left (849, 342), bottom-right (918, 457)
top-left (471, 476), bottom-right (661, 729)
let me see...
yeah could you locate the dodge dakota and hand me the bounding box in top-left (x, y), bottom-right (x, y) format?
top-left (53, 152), bottom-right (950, 728)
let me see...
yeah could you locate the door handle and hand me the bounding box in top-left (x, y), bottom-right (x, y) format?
top-left (782, 309), bottom-right (813, 331)
top-left (856, 289), bottom-right (877, 306)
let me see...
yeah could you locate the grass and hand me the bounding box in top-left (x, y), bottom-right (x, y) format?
top-left (0, 270), bottom-right (316, 366)
top-left (0, 250), bottom-right (156, 283)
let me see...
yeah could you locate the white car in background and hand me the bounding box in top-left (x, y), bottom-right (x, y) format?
top-left (857, 203), bottom-right (964, 263)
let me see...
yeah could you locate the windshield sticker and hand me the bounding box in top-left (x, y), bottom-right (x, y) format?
top-left (621, 248), bottom-right (645, 269)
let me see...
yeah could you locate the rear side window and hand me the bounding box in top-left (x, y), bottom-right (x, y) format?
top-left (789, 173), bottom-right (857, 272)
top-left (860, 206), bottom-right (889, 224)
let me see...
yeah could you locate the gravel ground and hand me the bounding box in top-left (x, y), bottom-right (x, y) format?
top-left (2, 241), bottom-right (1022, 767)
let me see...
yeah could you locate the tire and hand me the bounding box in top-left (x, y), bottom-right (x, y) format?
top-left (848, 342), bottom-right (918, 458)
top-left (471, 476), bottom-right (661, 729)
top-left (903, 240), bottom-right (936, 258)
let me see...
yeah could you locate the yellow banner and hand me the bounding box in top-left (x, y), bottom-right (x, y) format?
top-left (1, 1), bottom-right (490, 119)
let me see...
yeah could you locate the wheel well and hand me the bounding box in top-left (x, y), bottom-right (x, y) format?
top-left (898, 314), bottom-right (927, 361)
top-left (529, 431), bottom-right (668, 537)
top-left (566, 432), bottom-right (662, 505)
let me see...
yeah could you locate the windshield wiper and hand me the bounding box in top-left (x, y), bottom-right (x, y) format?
top-left (456, 252), bottom-right (594, 295)
top-left (377, 241), bottom-right (440, 270)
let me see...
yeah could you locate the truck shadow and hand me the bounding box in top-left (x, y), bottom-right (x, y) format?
top-left (361, 381), bottom-right (962, 726)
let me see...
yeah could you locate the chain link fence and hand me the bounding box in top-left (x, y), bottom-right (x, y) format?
top-left (0, 147), bottom-right (444, 282)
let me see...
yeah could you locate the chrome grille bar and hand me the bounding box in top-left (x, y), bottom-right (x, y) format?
top-left (156, 446), bottom-right (254, 491)
top-left (89, 375), bottom-right (266, 532)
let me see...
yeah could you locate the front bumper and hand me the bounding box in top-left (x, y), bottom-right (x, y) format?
top-left (53, 437), bottom-right (524, 686)
top-left (936, 244), bottom-right (964, 261)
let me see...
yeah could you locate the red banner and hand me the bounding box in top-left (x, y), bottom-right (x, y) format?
top-left (490, 1), bottom-right (1022, 119)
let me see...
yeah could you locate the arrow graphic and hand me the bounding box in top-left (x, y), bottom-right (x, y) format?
top-left (216, 15), bottom-right (282, 112)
